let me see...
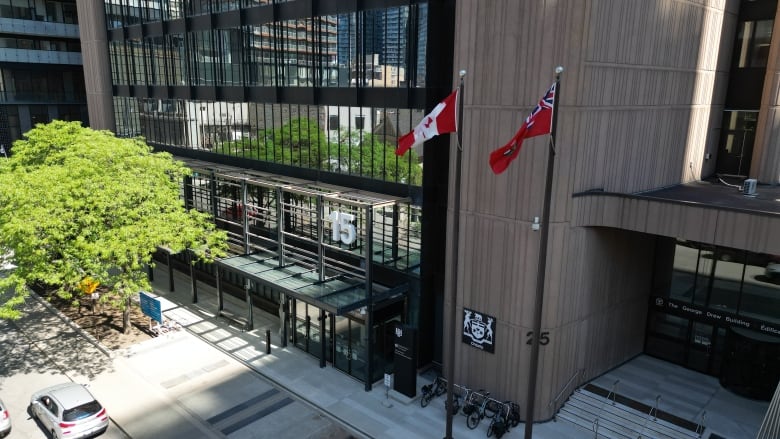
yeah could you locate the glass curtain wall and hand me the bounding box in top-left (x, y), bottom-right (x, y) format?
top-left (105, 2), bottom-right (430, 174)
top-left (648, 238), bottom-right (780, 378)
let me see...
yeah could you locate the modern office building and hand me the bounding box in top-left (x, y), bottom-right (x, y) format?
top-left (0, 0), bottom-right (88, 153)
top-left (76, 0), bottom-right (779, 426)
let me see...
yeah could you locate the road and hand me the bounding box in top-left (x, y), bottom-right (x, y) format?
top-left (0, 294), bottom-right (355, 439)
top-left (0, 317), bottom-right (128, 438)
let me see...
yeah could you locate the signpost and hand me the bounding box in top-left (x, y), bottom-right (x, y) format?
top-left (139, 291), bottom-right (163, 324)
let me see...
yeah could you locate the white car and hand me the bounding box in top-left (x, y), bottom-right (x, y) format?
top-left (0, 397), bottom-right (11, 438)
top-left (30, 383), bottom-right (108, 439)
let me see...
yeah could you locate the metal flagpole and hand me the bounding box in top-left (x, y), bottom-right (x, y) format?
top-left (524, 66), bottom-right (563, 439)
top-left (444, 69), bottom-right (466, 439)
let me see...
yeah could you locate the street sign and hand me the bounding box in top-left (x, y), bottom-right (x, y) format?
top-left (139, 291), bottom-right (163, 323)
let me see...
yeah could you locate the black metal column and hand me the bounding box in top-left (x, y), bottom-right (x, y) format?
top-left (189, 250), bottom-right (198, 303)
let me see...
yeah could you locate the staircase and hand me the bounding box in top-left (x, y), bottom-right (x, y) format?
top-left (556, 385), bottom-right (702, 439)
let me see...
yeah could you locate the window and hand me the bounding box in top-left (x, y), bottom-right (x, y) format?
top-left (354, 115), bottom-right (365, 130)
top-left (328, 115), bottom-right (339, 131)
top-left (735, 20), bottom-right (773, 68)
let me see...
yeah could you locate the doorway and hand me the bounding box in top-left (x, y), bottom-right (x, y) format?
top-left (716, 111), bottom-right (757, 178)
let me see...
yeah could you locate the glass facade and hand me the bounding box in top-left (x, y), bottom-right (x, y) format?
top-left (161, 159), bottom-right (421, 386)
top-left (0, 0), bottom-right (87, 148)
top-left (648, 238), bottom-right (780, 399)
top-left (107, 0), bottom-right (453, 386)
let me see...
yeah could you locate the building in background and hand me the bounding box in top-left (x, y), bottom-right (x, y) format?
top-left (0, 0), bottom-right (88, 153)
top-left (76, 0), bottom-right (780, 433)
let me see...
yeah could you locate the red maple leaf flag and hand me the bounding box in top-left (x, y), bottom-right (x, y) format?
top-left (489, 83), bottom-right (556, 174)
top-left (396, 89), bottom-right (458, 156)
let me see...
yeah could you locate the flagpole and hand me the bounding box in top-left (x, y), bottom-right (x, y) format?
top-left (524, 66), bottom-right (563, 439)
top-left (444, 69), bottom-right (465, 439)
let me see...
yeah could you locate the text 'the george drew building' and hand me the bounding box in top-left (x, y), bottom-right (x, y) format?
top-left (75, 0), bottom-right (780, 427)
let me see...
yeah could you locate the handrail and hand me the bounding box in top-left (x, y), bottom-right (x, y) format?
top-left (549, 368), bottom-right (584, 412)
top-left (696, 410), bottom-right (706, 437)
top-left (648, 394), bottom-right (660, 420)
top-left (605, 379), bottom-right (619, 406)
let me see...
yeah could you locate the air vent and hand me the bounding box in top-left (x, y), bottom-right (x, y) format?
top-left (743, 178), bottom-right (757, 196)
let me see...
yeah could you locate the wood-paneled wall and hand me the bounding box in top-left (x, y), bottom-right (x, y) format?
top-left (450, 0), bottom-right (739, 420)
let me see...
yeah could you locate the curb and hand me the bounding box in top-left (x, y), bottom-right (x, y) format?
top-left (28, 289), bottom-right (116, 359)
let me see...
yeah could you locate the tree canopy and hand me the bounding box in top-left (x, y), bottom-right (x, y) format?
top-left (0, 121), bottom-right (228, 322)
top-left (215, 117), bottom-right (422, 185)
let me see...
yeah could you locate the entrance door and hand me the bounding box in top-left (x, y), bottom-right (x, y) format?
top-left (716, 111), bottom-right (757, 177)
top-left (292, 301), bottom-right (328, 361)
top-left (687, 322), bottom-right (714, 373)
top-left (720, 326), bottom-right (780, 401)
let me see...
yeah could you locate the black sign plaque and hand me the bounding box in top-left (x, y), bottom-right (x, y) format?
top-left (393, 323), bottom-right (417, 397)
top-left (462, 308), bottom-right (496, 353)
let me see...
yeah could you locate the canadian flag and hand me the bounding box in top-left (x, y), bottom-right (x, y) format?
top-left (396, 90), bottom-right (458, 156)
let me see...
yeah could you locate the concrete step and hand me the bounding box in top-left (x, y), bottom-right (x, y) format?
top-left (570, 389), bottom-right (701, 439)
top-left (556, 411), bottom-right (634, 439)
top-left (560, 403), bottom-right (661, 439)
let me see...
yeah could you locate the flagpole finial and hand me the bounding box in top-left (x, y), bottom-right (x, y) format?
top-left (554, 66), bottom-right (564, 74)
top-left (459, 70), bottom-right (467, 78)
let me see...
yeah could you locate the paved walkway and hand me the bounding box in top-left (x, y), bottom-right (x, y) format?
top-left (142, 265), bottom-right (587, 439)
top-left (7, 262), bottom-right (770, 439)
top-left (142, 264), bottom-right (770, 439)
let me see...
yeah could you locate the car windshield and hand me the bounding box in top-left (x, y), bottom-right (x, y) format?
top-left (62, 400), bottom-right (102, 421)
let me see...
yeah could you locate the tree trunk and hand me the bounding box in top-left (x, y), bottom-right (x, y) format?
top-left (123, 296), bottom-right (131, 334)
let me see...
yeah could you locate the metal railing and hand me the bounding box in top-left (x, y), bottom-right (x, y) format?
top-left (550, 368), bottom-right (584, 417)
top-left (605, 379), bottom-right (619, 405)
top-left (647, 394), bottom-right (660, 420)
top-left (696, 411), bottom-right (706, 437)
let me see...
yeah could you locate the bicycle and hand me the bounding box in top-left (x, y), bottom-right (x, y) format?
top-left (487, 401), bottom-right (516, 438)
top-left (505, 400), bottom-right (521, 428)
top-left (420, 376), bottom-right (447, 407)
top-left (466, 394), bottom-right (499, 429)
top-left (446, 384), bottom-right (468, 415)
top-left (459, 388), bottom-right (484, 420)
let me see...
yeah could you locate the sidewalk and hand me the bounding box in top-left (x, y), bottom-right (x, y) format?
top-left (18, 261), bottom-right (767, 439)
top-left (143, 264), bottom-right (589, 439)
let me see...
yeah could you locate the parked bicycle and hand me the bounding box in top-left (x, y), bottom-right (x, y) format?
top-left (420, 376), bottom-right (447, 408)
top-left (466, 393), bottom-right (499, 429)
top-left (487, 401), bottom-right (516, 438)
top-left (460, 388), bottom-right (485, 420)
top-left (505, 400), bottom-right (521, 428)
top-left (446, 384), bottom-right (468, 415)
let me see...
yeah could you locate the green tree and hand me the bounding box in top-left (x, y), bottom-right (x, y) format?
top-left (331, 131), bottom-right (422, 185)
top-left (0, 121), bottom-right (229, 331)
top-left (256, 117), bottom-right (326, 168)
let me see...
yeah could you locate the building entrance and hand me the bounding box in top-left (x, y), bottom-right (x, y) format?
top-left (720, 327), bottom-right (780, 400)
top-left (289, 297), bottom-right (404, 384)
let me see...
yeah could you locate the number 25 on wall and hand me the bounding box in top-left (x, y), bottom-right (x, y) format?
top-left (328, 211), bottom-right (356, 245)
top-left (526, 331), bottom-right (550, 346)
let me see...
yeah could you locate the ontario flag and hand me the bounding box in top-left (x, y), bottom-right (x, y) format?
top-left (396, 89), bottom-right (458, 156)
top-left (489, 82), bottom-right (556, 174)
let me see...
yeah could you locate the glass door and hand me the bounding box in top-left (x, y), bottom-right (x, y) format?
top-left (716, 111), bottom-right (756, 178)
top-left (687, 322), bottom-right (713, 373)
